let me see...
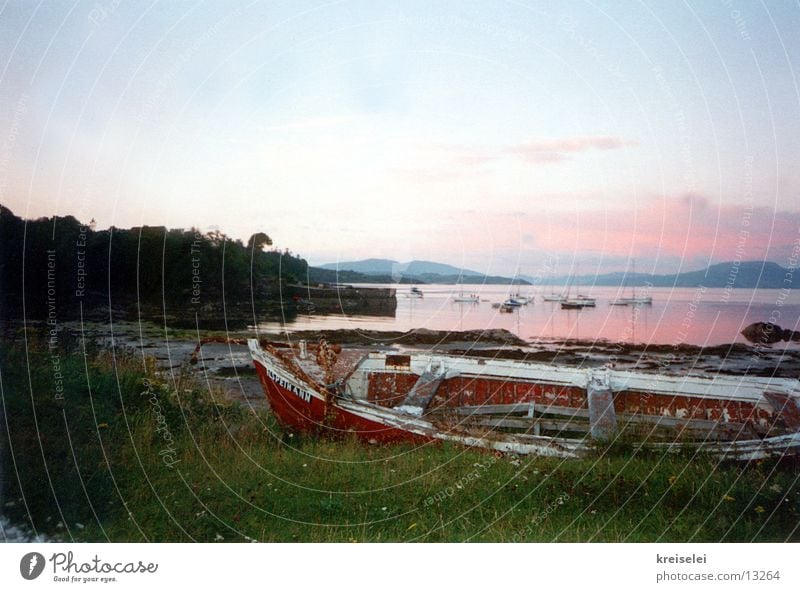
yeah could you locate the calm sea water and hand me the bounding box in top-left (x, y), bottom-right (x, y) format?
top-left (257, 284), bottom-right (800, 347)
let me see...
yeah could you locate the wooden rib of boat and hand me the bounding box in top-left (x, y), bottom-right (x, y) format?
top-left (247, 339), bottom-right (800, 460)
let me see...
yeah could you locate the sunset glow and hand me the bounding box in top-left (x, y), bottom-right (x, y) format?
top-left (1, 1), bottom-right (799, 275)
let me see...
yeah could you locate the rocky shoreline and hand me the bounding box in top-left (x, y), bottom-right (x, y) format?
top-left (8, 321), bottom-right (799, 413)
top-left (124, 326), bottom-right (800, 409)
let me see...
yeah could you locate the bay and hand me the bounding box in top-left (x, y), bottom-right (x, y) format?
top-left (257, 284), bottom-right (800, 347)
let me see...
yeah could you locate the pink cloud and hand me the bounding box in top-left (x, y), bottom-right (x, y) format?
top-left (425, 135), bottom-right (638, 170)
top-left (506, 136), bottom-right (638, 163)
top-left (528, 194), bottom-right (800, 264)
top-left (416, 195), bottom-right (800, 274)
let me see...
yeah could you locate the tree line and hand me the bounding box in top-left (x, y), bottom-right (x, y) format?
top-left (0, 205), bottom-right (309, 328)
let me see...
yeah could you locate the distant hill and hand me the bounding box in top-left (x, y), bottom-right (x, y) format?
top-left (316, 259), bottom-right (527, 285)
top-left (307, 267), bottom-right (415, 284)
top-left (319, 259), bottom-right (484, 277)
top-left (531, 261), bottom-right (794, 289)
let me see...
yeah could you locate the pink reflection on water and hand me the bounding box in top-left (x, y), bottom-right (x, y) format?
top-left (257, 284), bottom-right (800, 347)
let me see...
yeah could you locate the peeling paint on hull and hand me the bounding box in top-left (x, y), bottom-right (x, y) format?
top-left (248, 339), bottom-right (800, 460)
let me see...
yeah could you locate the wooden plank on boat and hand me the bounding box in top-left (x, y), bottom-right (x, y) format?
top-left (587, 375), bottom-right (616, 440)
top-left (396, 366), bottom-right (447, 415)
top-left (538, 405), bottom-right (591, 418)
top-left (472, 417), bottom-right (591, 433)
top-left (455, 403), bottom-right (533, 415)
top-left (455, 403), bottom-right (591, 418)
top-left (616, 412), bottom-right (747, 432)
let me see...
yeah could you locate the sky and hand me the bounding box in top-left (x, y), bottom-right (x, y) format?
top-left (1, 0), bottom-right (799, 277)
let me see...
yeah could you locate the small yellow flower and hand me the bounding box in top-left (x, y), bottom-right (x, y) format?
top-left (754, 505), bottom-right (766, 514)
top-left (668, 475), bottom-right (677, 485)
top-left (722, 495), bottom-right (735, 502)
top-left (407, 523), bottom-right (417, 530)
top-left (97, 423), bottom-right (109, 429)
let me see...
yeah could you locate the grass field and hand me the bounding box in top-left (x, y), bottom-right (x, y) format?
top-left (2, 337), bottom-right (799, 542)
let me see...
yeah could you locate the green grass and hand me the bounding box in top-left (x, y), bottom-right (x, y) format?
top-left (2, 336), bottom-right (799, 542)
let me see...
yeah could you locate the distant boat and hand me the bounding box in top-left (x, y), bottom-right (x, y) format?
top-left (560, 277), bottom-right (595, 309)
top-left (502, 297), bottom-right (525, 308)
top-left (561, 296), bottom-right (596, 309)
top-left (407, 287), bottom-right (424, 298)
top-left (510, 292), bottom-right (533, 305)
top-left (453, 293), bottom-right (480, 303)
top-left (610, 260), bottom-right (652, 306)
top-left (611, 295), bottom-right (653, 306)
top-left (542, 293), bottom-right (566, 302)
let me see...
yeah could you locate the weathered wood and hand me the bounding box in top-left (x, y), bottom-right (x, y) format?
top-left (472, 417), bottom-right (591, 433)
top-left (587, 375), bottom-right (616, 440)
top-left (455, 403), bottom-right (533, 415)
top-left (396, 366), bottom-right (446, 415)
top-left (616, 412), bottom-right (748, 432)
top-left (455, 403), bottom-right (591, 418)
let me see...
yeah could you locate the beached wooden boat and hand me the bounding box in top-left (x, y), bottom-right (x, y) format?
top-left (247, 339), bottom-right (800, 460)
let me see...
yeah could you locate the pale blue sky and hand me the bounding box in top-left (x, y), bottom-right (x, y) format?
top-left (1, 1), bottom-right (799, 274)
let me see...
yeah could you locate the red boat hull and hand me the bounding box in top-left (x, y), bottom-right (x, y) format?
top-left (253, 360), bottom-right (432, 445)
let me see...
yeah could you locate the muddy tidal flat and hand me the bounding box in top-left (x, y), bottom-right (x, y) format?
top-left (43, 321), bottom-right (800, 412)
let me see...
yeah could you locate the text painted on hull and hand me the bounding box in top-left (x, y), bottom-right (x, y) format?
top-left (267, 369), bottom-right (314, 403)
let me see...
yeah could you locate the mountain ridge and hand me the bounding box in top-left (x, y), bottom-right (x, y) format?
top-left (319, 258), bottom-right (795, 288)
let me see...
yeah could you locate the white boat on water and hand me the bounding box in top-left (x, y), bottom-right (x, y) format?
top-left (542, 293), bottom-right (566, 302)
top-left (453, 293), bottom-right (480, 303)
top-left (611, 295), bottom-right (653, 306)
top-left (611, 260), bottom-right (653, 306)
top-left (510, 292), bottom-right (533, 305)
top-left (502, 297), bottom-right (525, 308)
top-left (561, 296), bottom-right (596, 309)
